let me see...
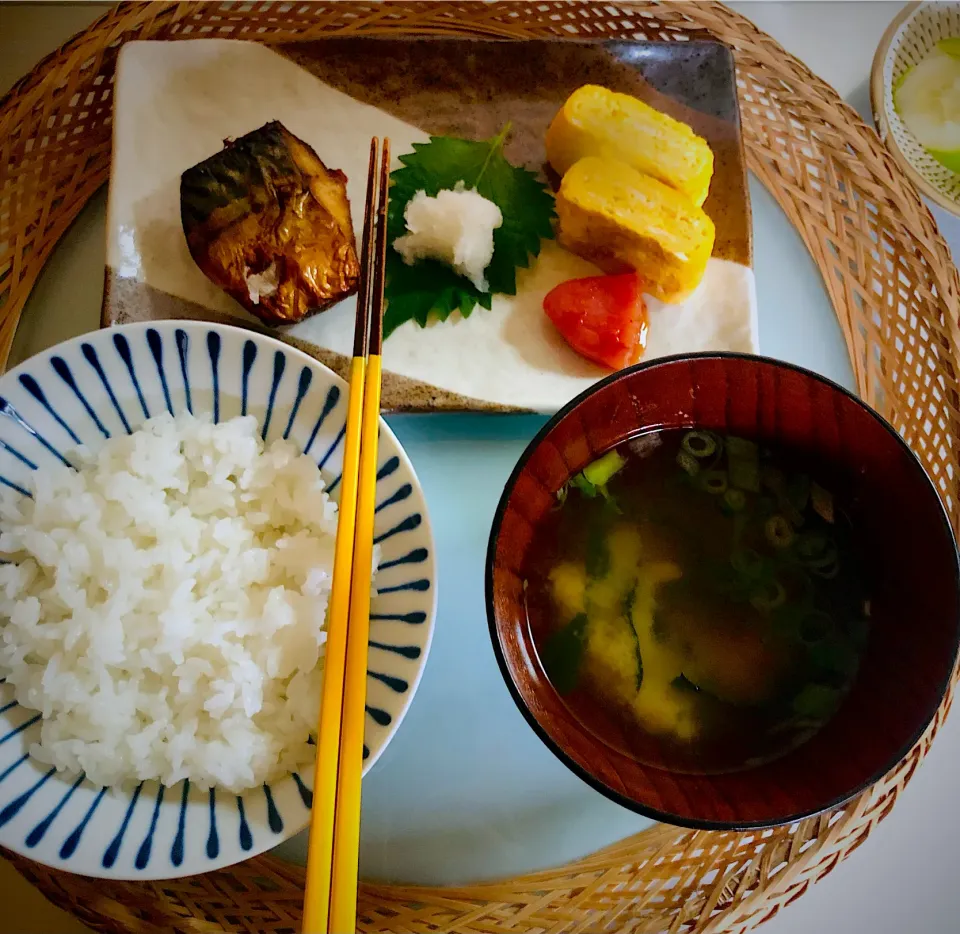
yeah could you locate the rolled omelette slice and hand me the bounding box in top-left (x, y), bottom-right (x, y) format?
top-left (555, 156), bottom-right (716, 304)
top-left (546, 84), bottom-right (714, 207)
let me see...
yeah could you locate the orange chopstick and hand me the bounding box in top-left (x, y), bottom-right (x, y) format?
top-left (327, 136), bottom-right (390, 934)
top-left (302, 137), bottom-right (389, 934)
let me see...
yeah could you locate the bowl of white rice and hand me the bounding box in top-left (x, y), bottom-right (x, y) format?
top-left (0, 321), bottom-right (436, 879)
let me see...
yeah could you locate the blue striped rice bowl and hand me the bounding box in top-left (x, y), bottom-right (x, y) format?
top-left (0, 322), bottom-right (436, 879)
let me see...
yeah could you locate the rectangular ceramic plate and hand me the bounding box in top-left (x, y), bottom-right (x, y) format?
top-left (105, 37), bottom-right (756, 413)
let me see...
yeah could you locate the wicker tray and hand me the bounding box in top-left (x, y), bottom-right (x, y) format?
top-left (2, 3), bottom-right (959, 933)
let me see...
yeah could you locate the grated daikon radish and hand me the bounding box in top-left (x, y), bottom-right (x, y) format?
top-left (393, 182), bottom-right (503, 292)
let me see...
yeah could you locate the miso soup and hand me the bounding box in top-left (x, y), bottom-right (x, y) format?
top-left (524, 428), bottom-right (871, 774)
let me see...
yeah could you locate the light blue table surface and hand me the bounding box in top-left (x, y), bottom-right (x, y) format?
top-left (273, 177), bottom-right (856, 885)
top-left (9, 5), bottom-right (960, 933)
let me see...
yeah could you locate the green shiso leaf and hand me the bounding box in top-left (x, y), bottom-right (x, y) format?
top-left (383, 125), bottom-right (556, 338)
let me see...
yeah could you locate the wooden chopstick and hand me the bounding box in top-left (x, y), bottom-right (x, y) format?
top-left (302, 137), bottom-right (388, 934)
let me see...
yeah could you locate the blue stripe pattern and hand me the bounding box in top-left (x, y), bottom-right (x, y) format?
top-left (377, 456), bottom-right (400, 480)
top-left (135, 785), bottom-right (165, 870)
top-left (26, 773), bottom-right (84, 847)
top-left (171, 780), bottom-right (190, 867)
top-left (0, 323), bottom-right (433, 878)
top-left (304, 385), bottom-right (340, 454)
top-left (370, 611), bottom-right (427, 625)
top-left (207, 332), bottom-right (221, 424)
top-left (51, 357), bottom-right (109, 438)
top-left (292, 774), bottom-right (312, 809)
top-left (0, 395), bottom-right (72, 467)
top-left (237, 797), bottom-right (253, 851)
top-left (60, 786), bottom-right (106, 859)
top-left (0, 754), bottom-right (29, 784)
top-left (0, 475), bottom-right (31, 498)
top-left (146, 328), bottom-right (173, 415)
top-left (366, 705), bottom-right (392, 726)
top-left (317, 424), bottom-right (346, 471)
top-left (0, 768), bottom-right (55, 829)
top-left (261, 350), bottom-right (286, 441)
top-left (374, 513), bottom-right (423, 545)
top-left (206, 788), bottom-right (219, 859)
top-left (20, 374), bottom-right (81, 444)
top-left (378, 578), bottom-right (430, 594)
top-left (175, 329), bottom-right (192, 415)
top-left (263, 786), bottom-right (283, 834)
top-left (241, 340), bottom-right (256, 415)
top-left (284, 367), bottom-right (312, 439)
top-left (102, 782), bottom-right (143, 869)
top-left (112, 333), bottom-right (149, 418)
top-left (0, 714), bottom-right (41, 745)
top-left (82, 343), bottom-right (131, 434)
top-left (369, 640), bottom-right (422, 660)
top-left (369, 671), bottom-right (409, 693)
top-left (380, 547), bottom-right (429, 571)
top-left (0, 438), bottom-right (37, 471)
top-left (376, 483), bottom-right (412, 513)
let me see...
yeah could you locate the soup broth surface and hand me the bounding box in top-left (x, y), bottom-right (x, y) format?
top-left (524, 428), bottom-right (871, 774)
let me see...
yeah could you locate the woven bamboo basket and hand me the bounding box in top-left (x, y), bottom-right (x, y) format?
top-left (2, 2), bottom-right (959, 933)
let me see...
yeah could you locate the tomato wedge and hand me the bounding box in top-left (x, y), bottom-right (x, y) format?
top-left (543, 272), bottom-right (648, 370)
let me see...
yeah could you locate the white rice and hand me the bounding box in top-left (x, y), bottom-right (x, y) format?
top-left (0, 412), bottom-right (376, 792)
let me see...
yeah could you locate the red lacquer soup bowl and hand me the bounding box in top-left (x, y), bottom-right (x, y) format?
top-left (485, 353), bottom-right (960, 829)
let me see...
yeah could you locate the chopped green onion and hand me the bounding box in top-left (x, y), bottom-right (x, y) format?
top-left (598, 484), bottom-right (623, 514)
top-left (701, 470), bottom-right (728, 495)
top-left (726, 436), bottom-right (760, 492)
top-left (582, 449), bottom-right (626, 488)
top-left (765, 515), bottom-right (795, 549)
top-left (721, 488), bottom-right (747, 513)
top-left (570, 473), bottom-right (598, 498)
top-left (750, 579), bottom-right (786, 612)
top-left (795, 531), bottom-right (836, 566)
top-left (797, 536), bottom-right (838, 574)
top-left (677, 450), bottom-right (700, 476)
top-left (556, 484), bottom-right (569, 505)
top-left (805, 547), bottom-right (838, 569)
top-left (682, 430), bottom-right (718, 459)
top-left (565, 453), bottom-right (624, 509)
